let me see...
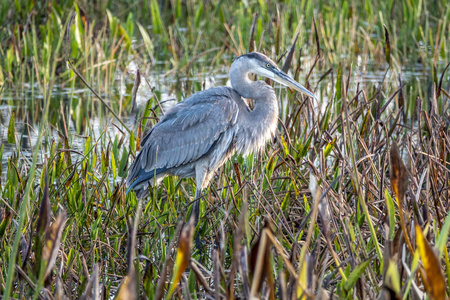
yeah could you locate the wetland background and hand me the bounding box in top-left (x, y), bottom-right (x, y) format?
top-left (0, 0), bottom-right (449, 299)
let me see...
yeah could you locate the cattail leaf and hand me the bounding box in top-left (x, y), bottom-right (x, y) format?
top-left (257, 0), bottom-right (267, 16)
top-left (313, 17), bottom-right (320, 56)
top-left (294, 48), bottom-right (302, 82)
top-left (320, 100), bottom-right (333, 131)
top-left (250, 220), bottom-right (274, 298)
top-left (299, 132), bottom-right (313, 158)
top-left (389, 142), bottom-right (409, 202)
top-left (90, 212), bottom-right (102, 241)
top-left (78, 6), bottom-right (87, 29)
top-left (107, 10), bottom-right (132, 52)
top-left (0, 143), bottom-right (3, 177)
top-left (194, 3), bottom-right (203, 28)
top-left (19, 233), bottom-right (29, 267)
top-left (7, 111), bottom-right (15, 144)
top-left (280, 135), bottom-right (289, 156)
top-left (131, 70), bottom-right (140, 114)
top-left (84, 136), bottom-right (91, 157)
top-left (143, 258), bottom-right (155, 296)
top-left (101, 150), bottom-right (108, 174)
top-left (436, 62), bottom-right (450, 99)
top-left (129, 131), bottom-right (136, 155)
top-left (384, 189), bottom-right (396, 240)
top-left (324, 137), bottom-right (336, 158)
top-left (303, 195), bottom-right (310, 213)
top-left (359, 109), bottom-right (371, 137)
top-left (117, 24), bottom-right (132, 52)
top-left (233, 162), bottom-right (242, 188)
top-left (416, 224), bottom-right (447, 300)
top-left (166, 218), bottom-right (194, 299)
top-left (137, 22), bottom-right (154, 57)
top-left (265, 151), bottom-right (278, 178)
top-left (190, 260), bottom-right (212, 295)
top-left (0, 208), bottom-right (11, 237)
top-left (384, 259), bottom-right (401, 295)
top-left (281, 183), bottom-right (292, 211)
top-left (80, 264), bottom-right (99, 300)
top-left (111, 151), bottom-right (117, 179)
top-left (383, 25), bottom-right (391, 66)
top-left (274, 7), bottom-right (280, 56)
top-left (248, 13), bottom-right (258, 52)
top-left (175, 0), bottom-right (182, 18)
top-left (43, 211), bottom-right (67, 280)
top-left (335, 63), bottom-right (342, 113)
top-left (126, 12), bottom-right (134, 37)
top-left (141, 97), bottom-right (154, 130)
top-left (119, 148), bottom-right (128, 177)
top-left (136, 124), bottom-right (142, 152)
top-left (54, 275), bottom-right (65, 300)
top-left (115, 267), bottom-right (137, 300)
top-left (150, 0), bottom-right (163, 35)
top-left (117, 196), bottom-right (142, 299)
top-left (36, 165), bottom-right (50, 237)
top-left (436, 212), bottom-right (450, 255)
top-left (106, 10), bottom-right (117, 42)
top-left (35, 164), bottom-right (51, 273)
top-left (296, 254), bottom-right (308, 299)
top-left (281, 32), bottom-right (299, 73)
top-left (73, 9), bottom-right (83, 50)
top-left (343, 259), bottom-right (371, 292)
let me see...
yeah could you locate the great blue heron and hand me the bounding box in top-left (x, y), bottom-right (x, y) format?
top-left (126, 52), bottom-right (315, 231)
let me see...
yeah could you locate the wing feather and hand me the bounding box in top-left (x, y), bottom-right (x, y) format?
top-left (127, 87), bottom-right (240, 187)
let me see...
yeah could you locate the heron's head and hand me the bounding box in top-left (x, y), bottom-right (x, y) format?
top-left (235, 52), bottom-right (316, 99)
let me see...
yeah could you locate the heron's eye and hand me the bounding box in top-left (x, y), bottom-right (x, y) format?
top-left (266, 63), bottom-right (271, 68)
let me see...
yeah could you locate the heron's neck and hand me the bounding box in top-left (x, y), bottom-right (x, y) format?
top-left (230, 63), bottom-right (279, 155)
top-left (230, 61), bottom-right (277, 100)
top-left (230, 62), bottom-right (261, 99)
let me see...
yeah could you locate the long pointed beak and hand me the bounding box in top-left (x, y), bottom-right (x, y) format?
top-left (273, 70), bottom-right (317, 100)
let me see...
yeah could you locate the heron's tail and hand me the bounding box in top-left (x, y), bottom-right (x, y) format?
top-left (125, 184), bottom-right (136, 195)
top-left (125, 167), bottom-right (168, 196)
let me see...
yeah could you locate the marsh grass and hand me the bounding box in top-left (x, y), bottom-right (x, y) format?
top-left (0, 0), bottom-right (450, 299)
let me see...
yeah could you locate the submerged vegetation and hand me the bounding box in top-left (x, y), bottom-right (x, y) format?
top-left (0, 0), bottom-right (449, 298)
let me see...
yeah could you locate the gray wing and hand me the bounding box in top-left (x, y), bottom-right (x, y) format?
top-left (128, 87), bottom-right (240, 183)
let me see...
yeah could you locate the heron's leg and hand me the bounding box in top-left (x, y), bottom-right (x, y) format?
top-left (188, 187), bottom-right (204, 251)
top-left (190, 168), bottom-right (206, 250)
top-left (191, 188), bottom-right (202, 228)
